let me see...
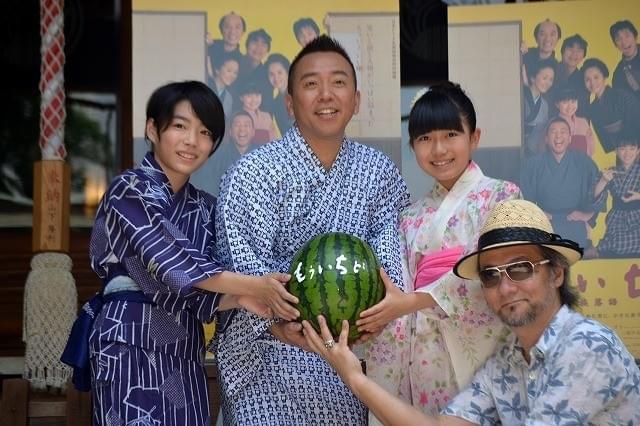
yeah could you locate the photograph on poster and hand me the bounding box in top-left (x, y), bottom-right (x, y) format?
top-left (133, 0), bottom-right (400, 197)
top-left (449, 0), bottom-right (640, 357)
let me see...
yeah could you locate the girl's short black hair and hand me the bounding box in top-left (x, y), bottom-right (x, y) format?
top-left (554, 86), bottom-right (578, 103)
top-left (408, 81), bottom-right (476, 146)
top-left (145, 80), bottom-right (225, 156)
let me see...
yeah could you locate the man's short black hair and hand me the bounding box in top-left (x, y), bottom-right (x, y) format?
top-left (609, 20), bottom-right (638, 43)
top-left (287, 35), bottom-right (357, 95)
top-left (218, 12), bottom-right (246, 34)
top-left (561, 34), bottom-right (588, 57)
top-left (246, 28), bottom-right (272, 51)
top-left (534, 19), bottom-right (561, 40)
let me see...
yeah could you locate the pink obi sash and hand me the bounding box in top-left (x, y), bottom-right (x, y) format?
top-left (415, 246), bottom-right (465, 290)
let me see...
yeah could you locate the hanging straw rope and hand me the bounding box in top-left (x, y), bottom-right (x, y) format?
top-left (23, 0), bottom-right (77, 391)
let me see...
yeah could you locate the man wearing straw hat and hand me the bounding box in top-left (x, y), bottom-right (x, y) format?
top-left (302, 199), bottom-right (640, 425)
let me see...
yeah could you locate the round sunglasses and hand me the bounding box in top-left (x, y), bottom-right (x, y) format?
top-left (478, 259), bottom-right (550, 288)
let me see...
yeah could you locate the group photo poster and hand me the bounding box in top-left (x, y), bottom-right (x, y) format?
top-left (449, 0), bottom-right (640, 357)
top-left (132, 0), bottom-right (400, 196)
top-left (132, 0), bottom-right (400, 345)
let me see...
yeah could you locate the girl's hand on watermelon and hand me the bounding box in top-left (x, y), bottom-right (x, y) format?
top-left (302, 316), bottom-right (363, 385)
top-left (256, 273), bottom-right (300, 321)
top-left (356, 268), bottom-right (410, 333)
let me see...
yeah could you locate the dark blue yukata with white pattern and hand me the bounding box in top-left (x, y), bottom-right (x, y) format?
top-left (89, 152), bottom-right (230, 425)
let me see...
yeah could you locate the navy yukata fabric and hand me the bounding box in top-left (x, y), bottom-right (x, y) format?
top-left (89, 152), bottom-right (230, 425)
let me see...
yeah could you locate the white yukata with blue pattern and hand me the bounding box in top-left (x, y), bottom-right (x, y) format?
top-left (443, 305), bottom-right (640, 425)
top-left (212, 125), bottom-right (409, 425)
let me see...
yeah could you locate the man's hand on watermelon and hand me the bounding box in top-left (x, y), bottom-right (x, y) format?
top-left (355, 268), bottom-right (412, 333)
top-left (270, 321), bottom-right (313, 352)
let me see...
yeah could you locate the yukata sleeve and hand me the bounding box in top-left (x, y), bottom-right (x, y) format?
top-left (214, 161), bottom-right (279, 337)
top-left (367, 162), bottom-right (409, 290)
top-left (519, 159), bottom-right (539, 205)
top-left (416, 181), bottom-right (521, 319)
top-left (101, 175), bottom-right (224, 307)
top-left (584, 120), bottom-right (595, 157)
top-left (585, 157), bottom-right (605, 225)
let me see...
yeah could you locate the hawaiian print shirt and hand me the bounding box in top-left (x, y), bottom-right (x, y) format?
top-left (443, 306), bottom-right (640, 425)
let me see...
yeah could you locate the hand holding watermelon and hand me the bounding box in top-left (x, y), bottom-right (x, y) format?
top-left (252, 272), bottom-right (300, 321)
top-left (356, 268), bottom-right (409, 334)
top-left (301, 315), bottom-right (363, 386)
top-left (287, 232), bottom-right (385, 343)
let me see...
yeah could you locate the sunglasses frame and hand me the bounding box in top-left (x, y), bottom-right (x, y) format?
top-left (479, 259), bottom-right (550, 289)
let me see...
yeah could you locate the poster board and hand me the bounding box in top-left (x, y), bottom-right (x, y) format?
top-left (450, 0), bottom-right (640, 358)
top-left (448, 22), bottom-right (522, 149)
top-left (132, 11), bottom-right (207, 160)
top-left (329, 12), bottom-right (402, 166)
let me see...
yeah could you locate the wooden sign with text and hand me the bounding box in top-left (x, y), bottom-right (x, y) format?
top-left (32, 160), bottom-right (70, 252)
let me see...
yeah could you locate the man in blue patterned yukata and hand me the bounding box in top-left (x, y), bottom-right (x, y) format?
top-left (212, 35), bottom-right (409, 424)
top-left (301, 199), bottom-right (640, 425)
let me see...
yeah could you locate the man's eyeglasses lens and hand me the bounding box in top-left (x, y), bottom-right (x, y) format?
top-left (479, 260), bottom-right (549, 288)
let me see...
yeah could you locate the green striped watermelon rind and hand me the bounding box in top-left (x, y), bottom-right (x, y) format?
top-left (288, 232), bottom-right (385, 343)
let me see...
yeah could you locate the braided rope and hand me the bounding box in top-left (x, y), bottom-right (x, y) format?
top-left (39, 0), bottom-right (67, 160)
top-left (23, 253), bottom-right (76, 390)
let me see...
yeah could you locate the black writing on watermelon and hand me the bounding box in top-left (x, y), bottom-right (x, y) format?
top-left (288, 232), bottom-right (385, 342)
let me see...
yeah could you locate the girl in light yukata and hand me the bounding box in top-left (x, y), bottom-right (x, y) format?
top-left (361, 82), bottom-right (521, 420)
top-left (64, 81), bottom-right (299, 425)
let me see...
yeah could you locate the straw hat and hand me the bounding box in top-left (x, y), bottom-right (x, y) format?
top-left (454, 199), bottom-right (583, 280)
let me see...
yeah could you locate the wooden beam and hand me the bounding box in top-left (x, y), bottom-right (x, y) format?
top-left (0, 378), bottom-right (28, 425)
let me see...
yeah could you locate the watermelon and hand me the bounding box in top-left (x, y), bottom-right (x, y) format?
top-left (288, 232), bottom-right (385, 343)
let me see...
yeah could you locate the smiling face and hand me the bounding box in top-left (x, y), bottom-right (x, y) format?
top-left (556, 99), bottom-right (578, 119)
top-left (614, 28), bottom-right (639, 59)
top-left (411, 120), bottom-right (479, 190)
top-left (480, 245), bottom-right (562, 329)
top-left (221, 14), bottom-right (244, 48)
top-left (561, 43), bottom-right (585, 70)
top-left (240, 92), bottom-right (262, 112)
top-left (268, 61), bottom-right (288, 93)
top-left (546, 120), bottom-right (572, 159)
top-left (531, 66), bottom-right (555, 95)
top-left (217, 59), bottom-right (239, 87)
top-left (584, 66), bottom-right (607, 98)
top-left (617, 144), bottom-right (640, 169)
top-left (247, 37), bottom-right (270, 64)
top-left (286, 51), bottom-right (360, 147)
top-left (536, 21), bottom-right (560, 56)
top-left (147, 100), bottom-right (213, 191)
top-left (230, 114), bottom-right (255, 151)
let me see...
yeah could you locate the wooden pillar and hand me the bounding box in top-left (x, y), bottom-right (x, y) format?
top-left (32, 160), bottom-right (70, 252)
